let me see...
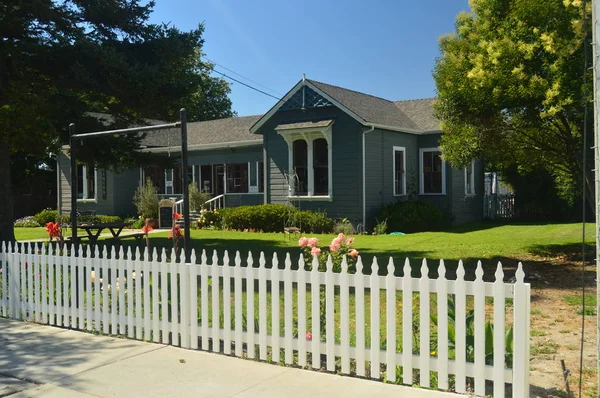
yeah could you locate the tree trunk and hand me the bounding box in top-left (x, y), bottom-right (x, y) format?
top-left (0, 136), bottom-right (15, 243)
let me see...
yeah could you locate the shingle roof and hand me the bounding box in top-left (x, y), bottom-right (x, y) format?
top-left (307, 80), bottom-right (421, 130)
top-left (275, 119), bottom-right (334, 131)
top-left (393, 98), bottom-right (440, 131)
top-left (141, 115), bottom-right (263, 148)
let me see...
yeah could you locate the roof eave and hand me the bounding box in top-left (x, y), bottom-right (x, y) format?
top-left (139, 139), bottom-right (263, 153)
top-left (367, 123), bottom-right (442, 135)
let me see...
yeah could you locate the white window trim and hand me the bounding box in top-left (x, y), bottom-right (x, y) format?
top-left (464, 161), bottom-right (476, 196)
top-left (77, 165), bottom-right (98, 203)
top-left (393, 146), bottom-right (407, 196)
top-left (277, 124), bottom-right (333, 199)
top-left (419, 147), bottom-right (446, 195)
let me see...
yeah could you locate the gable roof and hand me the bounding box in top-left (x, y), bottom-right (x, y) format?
top-left (141, 115), bottom-right (263, 148)
top-left (307, 80), bottom-right (420, 130)
top-left (250, 79), bottom-right (441, 134)
top-left (393, 98), bottom-right (440, 131)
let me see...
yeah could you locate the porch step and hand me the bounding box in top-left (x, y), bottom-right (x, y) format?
top-left (175, 211), bottom-right (200, 228)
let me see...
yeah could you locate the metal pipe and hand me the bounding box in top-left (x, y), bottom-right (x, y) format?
top-left (592, 0), bottom-right (600, 389)
top-left (71, 122), bottom-right (181, 139)
top-left (180, 109), bottom-right (191, 262)
top-left (69, 123), bottom-right (78, 255)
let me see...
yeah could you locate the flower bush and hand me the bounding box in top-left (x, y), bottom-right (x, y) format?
top-left (299, 233), bottom-right (359, 273)
top-left (196, 209), bottom-right (224, 229)
top-left (14, 216), bottom-right (41, 227)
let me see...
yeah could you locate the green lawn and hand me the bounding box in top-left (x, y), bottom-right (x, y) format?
top-left (16, 221), bottom-right (593, 274)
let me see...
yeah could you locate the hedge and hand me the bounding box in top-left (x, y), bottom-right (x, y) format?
top-left (376, 200), bottom-right (452, 233)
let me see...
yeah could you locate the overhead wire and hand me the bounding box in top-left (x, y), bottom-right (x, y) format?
top-left (202, 56), bottom-right (283, 97)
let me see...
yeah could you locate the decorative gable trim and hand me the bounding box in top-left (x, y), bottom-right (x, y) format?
top-left (250, 79), bottom-right (366, 134)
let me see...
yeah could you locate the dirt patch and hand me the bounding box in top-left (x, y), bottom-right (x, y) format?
top-left (517, 255), bottom-right (597, 398)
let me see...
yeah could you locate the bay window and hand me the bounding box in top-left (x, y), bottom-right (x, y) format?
top-left (276, 120), bottom-right (333, 198)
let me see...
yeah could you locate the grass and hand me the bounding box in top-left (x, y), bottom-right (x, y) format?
top-left (563, 293), bottom-right (597, 316)
top-left (16, 221), bottom-right (593, 264)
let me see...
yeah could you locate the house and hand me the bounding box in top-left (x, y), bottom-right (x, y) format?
top-left (57, 78), bottom-right (483, 229)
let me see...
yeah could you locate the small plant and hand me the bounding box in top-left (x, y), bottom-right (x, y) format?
top-left (377, 200), bottom-right (451, 233)
top-left (189, 183), bottom-right (211, 212)
top-left (169, 211), bottom-right (184, 254)
top-left (132, 178), bottom-right (159, 220)
top-left (372, 218), bottom-right (388, 235)
top-left (430, 297), bottom-right (514, 367)
top-left (333, 218), bottom-right (354, 234)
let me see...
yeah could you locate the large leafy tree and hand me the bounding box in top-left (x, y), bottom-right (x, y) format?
top-left (0, 0), bottom-right (234, 242)
top-left (434, 0), bottom-right (592, 210)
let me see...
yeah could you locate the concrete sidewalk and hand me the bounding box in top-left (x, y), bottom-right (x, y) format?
top-left (0, 318), bottom-right (457, 398)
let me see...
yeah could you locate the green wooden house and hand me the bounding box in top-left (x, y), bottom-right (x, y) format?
top-left (57, 78), bottom-right (483, 229)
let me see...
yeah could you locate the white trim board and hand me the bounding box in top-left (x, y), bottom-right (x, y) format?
top-left (419, 147), bottom-right (446, 195)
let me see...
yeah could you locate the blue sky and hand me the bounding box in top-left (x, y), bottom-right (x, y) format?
top-left (150, 0), bottom-right (470, 117)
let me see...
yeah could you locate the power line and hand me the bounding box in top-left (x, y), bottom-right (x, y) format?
top-left (202, 56), bottom-right (283, 97)
top-left (210, 67), bottom-right (283, 101)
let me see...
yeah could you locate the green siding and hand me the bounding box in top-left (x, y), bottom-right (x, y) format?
top-left (449, 160), bottom-right (484, 224)
top-left (417, 134), bottom-right (451, 213)
top-left (188, 146), bottom-right (262, 165)
top-left (258, 106), bottom-right (363, 224)
top-left (57, 150), bottom-right (116, 215)
top-left (364, 129), bottom-right (419, 228)
top-left (112, 169), bottom-right (139, 216)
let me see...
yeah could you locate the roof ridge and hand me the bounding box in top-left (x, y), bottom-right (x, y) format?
top-left (393, 97), bottom-right (436, 103)
top-left (306, 79), bottom-right (394, 103)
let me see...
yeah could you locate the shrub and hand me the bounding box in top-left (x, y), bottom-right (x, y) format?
top-left (197, 209), bottom-right (225, 229)
top-left (373, 218), bottom-right (388, 235)
top-left (94, 215), bottom-right (122, 224)
top-left (222, 204), bottom-right (290, 232)
top-left (298, 210), bottom-right (334, 233)
top-left (33, 209), bottom-right (59, 225)
top-left (14, 216), bottom-right (41, 227)
top-left (189, 183), bottom-right (212, 212)
top-left (217, 204), bottom-right (334, 233)
top-left (133, 178), bottom-right (159, 219)
top-left (377, 200), bottom-right (451, 233)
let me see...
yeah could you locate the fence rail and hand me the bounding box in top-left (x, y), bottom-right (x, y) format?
top-left (0, 242), bottom-right (530, 397)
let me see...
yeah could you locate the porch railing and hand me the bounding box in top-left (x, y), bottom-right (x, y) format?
top-left (205, 194), bottom-right (224, 211)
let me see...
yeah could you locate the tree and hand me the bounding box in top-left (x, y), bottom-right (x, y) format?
top-left (433, 0), bottom-right (593, 211)
top-left (0, 0), bottom-right (234, 242)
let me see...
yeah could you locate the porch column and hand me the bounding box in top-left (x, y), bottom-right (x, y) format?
top-left (307, 139), bottom-right (314, 197)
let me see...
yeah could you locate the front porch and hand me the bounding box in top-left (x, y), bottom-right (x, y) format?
top-left (143, 161), bottom-right (265, 212)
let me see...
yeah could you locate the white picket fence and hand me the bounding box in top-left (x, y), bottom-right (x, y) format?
top-left (0, 242), bottom-right (530, 397)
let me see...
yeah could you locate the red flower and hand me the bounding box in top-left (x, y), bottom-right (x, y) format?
top-left (173, 212), bottom-right (183, 221)
top-left (168, 225), bottom-right (183, 239)
top-left (306, 331), bottom-right (313, 341)
top-left (141, 225), bottom-right (154, 234)
top-left (45, 222), bottom-right (60, 239)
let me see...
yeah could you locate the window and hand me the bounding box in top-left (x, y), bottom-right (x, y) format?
top-left (226, 163), bottom-right (249, 193)
top-left (258, 161), bottom-right (264, 193)
top-left (200, 165), bottom-right (213, 193)
top-left (76, 165), bottom-right (96, 200)
top-left (465, 161), bottom-right (475, 195)
top-left (393, 146), bottom-right (406, 196)
top-left (313, 138), bottom-right (329, 196)
top-left (420, 148), bottom-right (445, 194)
top-left (293, 140), bottom-right (308, 195)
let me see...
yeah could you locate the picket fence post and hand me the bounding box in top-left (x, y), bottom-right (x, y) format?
top-left (513, 263), bottom-right (530, 397)
top-left (222, 251), bottom-right (231, 354)
top-left (271, 252), bottom-right (280, 364)
top-left (419, 259), bottom-right (430, 388)
top-left (370, 257), bottom-right (381, 379)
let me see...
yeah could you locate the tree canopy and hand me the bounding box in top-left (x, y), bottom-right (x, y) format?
top-left (433, 0), bottom-right (592, 209)
top-left (0, 0), bottom-right (235, 241)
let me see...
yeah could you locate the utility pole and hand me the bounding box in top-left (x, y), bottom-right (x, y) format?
top-left (592, 0), bottom-right (600, 390)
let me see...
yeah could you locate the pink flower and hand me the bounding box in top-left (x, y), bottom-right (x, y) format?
top-left (311, 247), bottom-right (321, 256)
top-left (349, 249), bottom-right (359, 258)
top-left (329, 242), bottom-right (341, 252)
top-left (306, 331), bottom-right (313, 341)
top-left (298, 237), bottom-right (309, 247)
top-left (345, 237), bottom-right (355, 245)
top-left (307, 238), bottom-right (319, 248)
top-left (337, 233), bottom-right (345, 240)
